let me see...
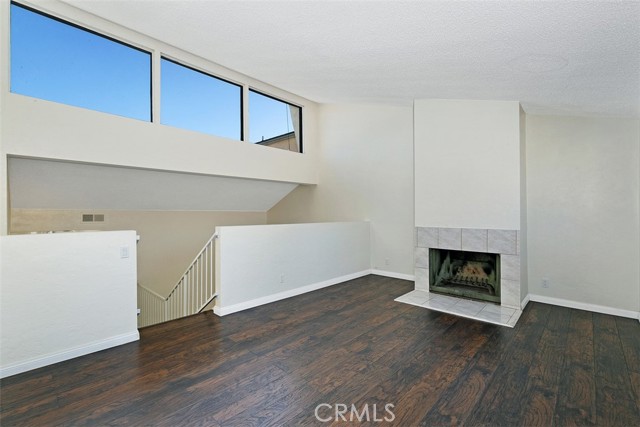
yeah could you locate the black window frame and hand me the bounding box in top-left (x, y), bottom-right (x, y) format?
top-left (160, 56), bottom-right (244, 141)
top-left (10, 1), bottom-right (153, 121)
top-left (249, 88), bottom-right (303, 153)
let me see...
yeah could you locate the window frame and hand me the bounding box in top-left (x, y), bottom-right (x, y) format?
top-left (160, 56), bottom-right (244, 141)
top-left (248, 88), bottom-right (303, 153)
top-left (10, 1), bottom-right (153, 121)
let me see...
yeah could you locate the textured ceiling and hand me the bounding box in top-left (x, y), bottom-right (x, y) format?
top-left (9, 158), bottom-right (297, 211)
top-left (63, 0), bottom-right (640, 117)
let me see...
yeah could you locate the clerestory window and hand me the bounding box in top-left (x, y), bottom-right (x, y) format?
top-left (10, 2), bottom-right (152, 121)
top-left (249, 89), bottom-right (302, 153)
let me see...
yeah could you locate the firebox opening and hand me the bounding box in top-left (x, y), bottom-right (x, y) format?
top-left (429, 249), bottom-right (500, 304)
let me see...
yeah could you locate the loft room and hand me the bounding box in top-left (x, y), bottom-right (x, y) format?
top-left (1, 1), bottom-right (639, 425)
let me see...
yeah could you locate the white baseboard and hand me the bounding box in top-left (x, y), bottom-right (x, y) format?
top-left (520, 294), bottom-right (531, 310)
top-left (371, 269), bottom-right (415, 281)
top-left (0, 331), bottom-right (140, 379)
top-left (527, 293), bottom-right (640, 320)
top-left (214, 270), bottom-right (372, 316)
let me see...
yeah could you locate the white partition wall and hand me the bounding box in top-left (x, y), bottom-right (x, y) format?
top-left (0, 231), bottom-right (139, 378)
top-left (214, 221), bottom-right (371, 315)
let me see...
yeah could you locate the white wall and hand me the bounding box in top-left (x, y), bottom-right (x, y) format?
top-left (268, 104), bottom-right (415, 278)
top-left (0, 231), bottom-right (139, 378)
top-left (215, 221), bottom-right (371, 315)
top-left (414, 99), bottom-right (522, 229)
top-left (2, 95), bottom-right (317, 184)
top-left (526, 114), bottom-right (640, 314)
top-left (10, 209), bottom-right (267, 297)
top-left (0, 0), bottom-right (318, 235)
top-left (8, 158), bottom-right (298, 212)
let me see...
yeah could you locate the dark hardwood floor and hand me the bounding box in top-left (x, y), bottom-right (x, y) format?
top-left (1, 275), bottom-right (639, 426)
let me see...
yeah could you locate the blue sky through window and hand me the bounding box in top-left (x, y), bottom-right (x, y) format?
top-left (161, 58), bottom-right (241, 140)
top-left (249, 90), bottom-right (300, 150)
top-left (10, 3), bottom-right (151, 121)
top-left (249, 90), bottom-right (299, 144)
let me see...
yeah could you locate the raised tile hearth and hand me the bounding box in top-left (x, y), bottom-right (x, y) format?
top-left (395, 290), bottom-right (522, 328)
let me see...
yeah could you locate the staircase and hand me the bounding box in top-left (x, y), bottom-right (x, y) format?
top-left (137, 233), bottom-right (217, 328)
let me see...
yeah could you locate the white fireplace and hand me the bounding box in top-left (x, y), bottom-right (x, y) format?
top-left (400, 98), bottom-right (527, 326)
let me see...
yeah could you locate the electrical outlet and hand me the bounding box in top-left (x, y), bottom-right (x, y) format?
top-left (120, 246), bottom-right (129, 259)
top-left (280, 274), bottom-right (285, 283)
top-left (385, 258), bottom-right (390, 266)
top-left (542, 278), bottom-right (550, 288)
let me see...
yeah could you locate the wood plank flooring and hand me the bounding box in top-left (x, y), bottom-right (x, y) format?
top-left (1, 275), bottom-right (639, 426)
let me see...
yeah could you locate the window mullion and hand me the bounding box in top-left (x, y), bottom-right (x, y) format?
top-left (152, 49), bottom-right (161, 123)
top-left (242, 85), bottom-right (250, 143)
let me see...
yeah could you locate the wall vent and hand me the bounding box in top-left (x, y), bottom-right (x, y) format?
top-left (82, 214), bottom-right (105, 222)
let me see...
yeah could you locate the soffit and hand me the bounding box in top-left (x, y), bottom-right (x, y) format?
top-left (9, 157), bottom-right (298, 211)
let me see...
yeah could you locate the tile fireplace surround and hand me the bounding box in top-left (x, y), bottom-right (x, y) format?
top-left (395, 227), bottom-right (523, 327)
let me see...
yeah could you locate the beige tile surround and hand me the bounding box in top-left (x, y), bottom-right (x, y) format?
top-left (403, 227), bottom-right (523, 326)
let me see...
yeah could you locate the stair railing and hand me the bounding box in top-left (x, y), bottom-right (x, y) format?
top-left (137, 233), bottom-right (217, 328)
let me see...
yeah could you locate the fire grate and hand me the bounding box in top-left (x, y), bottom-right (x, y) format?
top-left (429, 249), bottom-right (500, 303)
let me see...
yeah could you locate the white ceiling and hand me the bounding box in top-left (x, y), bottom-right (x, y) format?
top-left (9, 158), bottom-right (297, 211)
top-left (63, 0), bottom-right (640, 118)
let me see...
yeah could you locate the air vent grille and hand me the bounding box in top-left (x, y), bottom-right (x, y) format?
top-left (82, 214), bottom-right (105, 222)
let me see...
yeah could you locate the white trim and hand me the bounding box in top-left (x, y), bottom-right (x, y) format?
top-left (371, 269), bottom-right (415, 281)
top-left (520, 294), bottom-right (530, 310)
top-left (0, 331), bottom-right (140, 379)
top-left (528, 294), bottom-right (640, 320)
top-left (213, 270), bottom-right (372, 316)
